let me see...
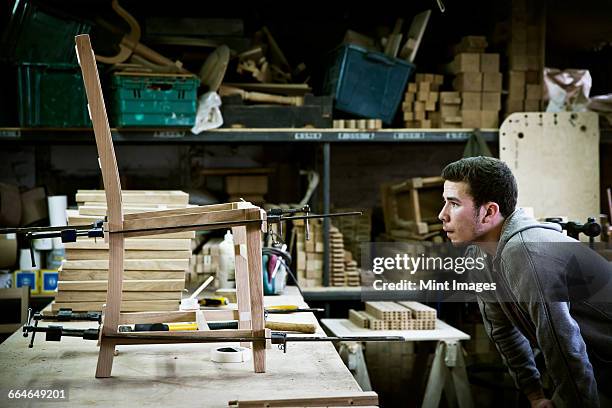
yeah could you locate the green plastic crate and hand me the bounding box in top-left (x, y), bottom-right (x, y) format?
top-left (3, 0), bottom-right (92, 64)
top-left (17, 63), bottom-right (90, 127)
top-left (111, 74), bottom-right (200, 127)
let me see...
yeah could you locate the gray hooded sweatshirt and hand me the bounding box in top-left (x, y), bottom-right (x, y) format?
top-left (475, 208), bottom-right (612, 407)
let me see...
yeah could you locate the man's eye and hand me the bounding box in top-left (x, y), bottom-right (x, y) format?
top-left (451, 202), bottom-right (459, 208)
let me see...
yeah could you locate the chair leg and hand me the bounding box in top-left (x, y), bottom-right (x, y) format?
top-left (246, 223), bottom-right (266, 373)
top-left (232, 226), bottom-right (252, 348)
top-left (95, 233), bottom-right (125, 378)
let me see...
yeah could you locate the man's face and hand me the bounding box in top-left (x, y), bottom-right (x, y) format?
top-left (438, 181), bottom-right (485, 244)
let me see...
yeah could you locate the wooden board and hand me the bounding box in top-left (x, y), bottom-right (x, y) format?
top-left (58, 279), bottom-right (185, 292)
top-left (64, 249), bottom-right (191, 260)
top-left (62, 259), bottom-right (189, 271)
top-left (75, 190), bottom-right (189, 205)
top-left (55, 291), bottom-right (181, 302)
top-left (64, 238), bottom-right (192, 251)
top-left (499, 112), bottom-right (600, 222)
top-left (59, 269), bottom-right (186, 281)
top-left (52, 300), bottom-right (179, 312)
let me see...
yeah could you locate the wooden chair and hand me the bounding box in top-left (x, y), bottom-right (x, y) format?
top-left (0, 286), bottom-right (29, 335)
top-left (74, 34), bottom-right (267, 378)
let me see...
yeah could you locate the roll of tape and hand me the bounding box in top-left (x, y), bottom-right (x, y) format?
top-left (210, 346), bottom-right (252, 363)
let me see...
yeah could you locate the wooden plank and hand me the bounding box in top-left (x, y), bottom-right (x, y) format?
top-left (52, 300), bottom-right (179, 313)
top-left (65, 249), bottom-right (191, 260)
top-left (397, 301), bottom-right (437, 320)
top-left (76, 190), bottom-right (189, 205)
top-left (62, 259), bottom-right (189, 271)
top-left (123, 202), bottom-right (252, 221)
top-left (246, 223), bottom-right (266, 373)
top-left (64, 238), bottom-right (192, 251)
top-left (58, 279), bottom-right (184, 292)
top-left (228, 391), bottom-right (379, 407)
top-left (55, 291), bottom-right (181, 302)
top-left (118, 309), bottom-right (239, 324)
top-left (59, 269), bottom-right (185, 281)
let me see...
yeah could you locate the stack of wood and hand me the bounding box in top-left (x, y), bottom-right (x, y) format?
top-left (349, 301), bottom-right (436, 330)
top-left (402, 73), bottom-right (444, 128)
top-left (294, 219), bottom-right (324, 288)
top-left (438, 91), bottom-right (462, 127)
top-left (331, 208), bottom-right (372, 267)
top-left (380, 176), bottom-right (444, 241)
top-left (447, 36), bottom-right (502, 128)
top-left (332, 119), bottom-right (383, 130)
top-left (344, 250), bottom-right (360, 287)
top-left (329, 227), bottom-right (346, 286)
top-left (503, 0), bottom-right (545, 116)
top-left (58, 190), bottom-right (194, 313)
top-left (189, 237), bottom-right (222, 288)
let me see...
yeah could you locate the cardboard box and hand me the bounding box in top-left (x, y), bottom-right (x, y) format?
top-left (0, 183), bottom-right (22, 227)
top-left (453, 73), bottom-right (482, 92)
top-left (505, 99), bottom-right (524, 114)
top-left (440, 104), bottom-right (460, 117)
top-left (20, 187), bottom-right (47, 226)
top-left (526, 84), bottom-right (542, 100)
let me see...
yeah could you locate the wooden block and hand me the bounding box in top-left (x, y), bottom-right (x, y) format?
top-left (461, 110), bottom-right (481, 128)
top-left (417, 119), bottom-right (431, 128)
top-left (424, 73), bottom-right (434, 83)
top-left (505, 99), bottom-right (524, 114)
top-left (481, 92), bottom-right (501, 111)
top-left (418, 82), bottom-right (431, 92)
top-left (481, 111), bottom-right (499, 128)
top-left (403, 111), bottom-right (414, 121)
top-left (365, 301), bottom-right (412, 321)
top-left (480, 53), bottom-right (500, 73)
top-left (58, 269), bottom-right (186, 281)
top-left (482, 72), bottom-right (502, 92)
top-left (440, 104), bottom-right (460, 117)
top-left (427, 92), bottom-right (439, 104)
top-left (397, 301), bottom-right (437, 320)
top-left (461, 92), bottom-right (481, 110)
top-left (404, 120), bottom-right (419, 128)
top-left (441, 116), bottom-right (462, 125)
top-left (440, 92), bottom-right (461, 104)
top-left (407, 83), bottom-right (418, 93)
top-left (402, 101), bottom-right (413, 112)
top-left (425, 101), bottom-right (436, 111)
top-left (414, 110), bottom-right (426, 120)
top-left (417, 91), bottom-right (429, 102)
top-left (62, 259), bottom-right (189, 271)
top-left (507, 71), bottom-right (526, 99)
top-left (447, 53), bottom-right (479, 73)
top-left (413, 101), bottom-right (425, 112)
top-left (524, 99), bottom-right (540, 112)
top-left (64, 249), bottom-right (191, 260)
top-left (433, 74), bottom-right (444, 85)
top-left (525, 84), bottom-right (542, 100)
top-left (527, 56), bottom-right (540, 71)
top-left (525, 70), bottom-right (541, 84)
top-left (509, 54), bottom-right (528, 71)
top-left (453, 73), bottom-right (482, 92)
top-left (403, 92), bottom-right (416, 102)
top-left (349, 309), bottom-right (370, 328)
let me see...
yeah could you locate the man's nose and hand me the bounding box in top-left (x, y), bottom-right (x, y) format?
top-left (438, 205), bottom-right (448, 222)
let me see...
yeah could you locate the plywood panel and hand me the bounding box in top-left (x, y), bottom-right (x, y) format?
top-left (499, 112), bottom-right (600, 221)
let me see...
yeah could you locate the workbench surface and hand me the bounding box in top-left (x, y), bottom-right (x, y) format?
top-left (0, 287), bottom-right (361, 408)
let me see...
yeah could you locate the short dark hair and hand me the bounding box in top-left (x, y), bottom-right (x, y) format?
top-left (441, 156), bottom-right (517, 218)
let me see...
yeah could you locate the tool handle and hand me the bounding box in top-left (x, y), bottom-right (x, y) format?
top-left (219, 85), bottom-right (303, 106)
top-left (265, 321), bottom-right (316, 334)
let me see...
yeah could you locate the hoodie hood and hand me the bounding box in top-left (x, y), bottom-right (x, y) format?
top-left (494, 207), bottom-right (562, 262)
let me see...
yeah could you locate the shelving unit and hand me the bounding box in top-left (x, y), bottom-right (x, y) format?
top-left (3, 127), bottom-right (610, 285)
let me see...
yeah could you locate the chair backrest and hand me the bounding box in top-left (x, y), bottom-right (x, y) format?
top-left (0, 286), bottom-right (29, 334)
top-left (75, 34), bottom-right (124, 229)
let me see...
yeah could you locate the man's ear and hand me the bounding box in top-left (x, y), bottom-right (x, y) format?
top-left (481, 202), bottom-right (500, 224)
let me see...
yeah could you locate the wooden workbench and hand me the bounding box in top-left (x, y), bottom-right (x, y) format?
top-left (0, 287), bottom-right (362, 408)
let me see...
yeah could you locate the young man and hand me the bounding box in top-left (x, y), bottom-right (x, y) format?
top-left (438, 156), bottom-right (612, 408)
